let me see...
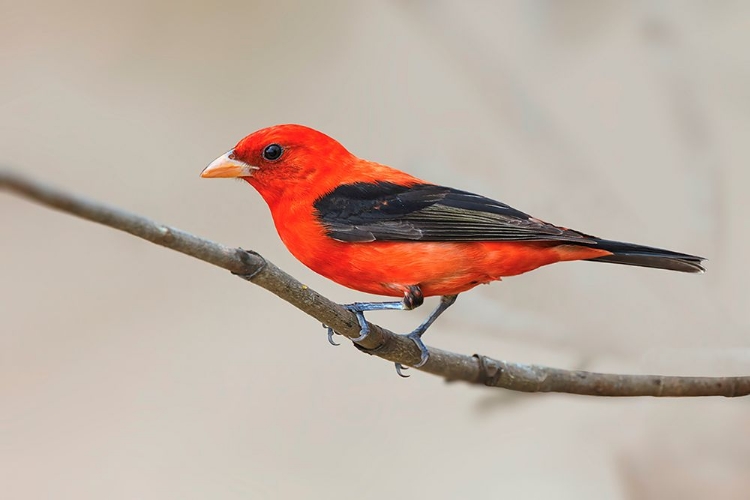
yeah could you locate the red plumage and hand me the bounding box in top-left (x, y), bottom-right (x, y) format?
top-left (201, 124), bottom-right (704, 371)
top-left (203, 124), bottom-right (653, 298)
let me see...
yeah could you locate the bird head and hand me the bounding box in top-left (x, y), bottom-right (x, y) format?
top-left (201, 124), bottom-right (351, 204)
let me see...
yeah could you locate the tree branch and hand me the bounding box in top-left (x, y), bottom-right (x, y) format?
top-left (2, 169), bottom-right (747, 397)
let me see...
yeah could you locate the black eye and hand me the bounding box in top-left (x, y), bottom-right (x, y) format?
top-left (262, 143), bottom-right (283, 161)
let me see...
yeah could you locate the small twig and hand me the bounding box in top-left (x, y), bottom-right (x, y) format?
top-left (2, 169), bottom-right (747, 397)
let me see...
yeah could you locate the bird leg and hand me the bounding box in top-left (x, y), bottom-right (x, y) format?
top-left (335, 285), bottom-right (424, 343)
top-left (324, 287), bottom-right (459, 378)
top-left (394, 294), bottom-right (458, 377)
top-left (325, 286), bottom-right (423, 345)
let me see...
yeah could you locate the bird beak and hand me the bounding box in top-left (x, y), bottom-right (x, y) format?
top-left (201, 150), bottom-right (258, 178)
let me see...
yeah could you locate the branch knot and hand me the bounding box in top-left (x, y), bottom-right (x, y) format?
top-left (473, 354), bottom-right (503, 386)
top-left (233, 248), bottom-right (267, 281)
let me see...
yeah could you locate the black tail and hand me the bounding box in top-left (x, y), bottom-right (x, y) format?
top-left (584, 239), bottom-right (705, 273)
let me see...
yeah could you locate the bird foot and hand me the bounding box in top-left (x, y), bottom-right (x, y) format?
top-left (323, 303), bottom-right (431, 379)
top-left (345, 306), bottom-right (370, 342)
top-left (394, 330), bottom-right (430, 377)
top-left (323, 305), bottom-right (371, 346)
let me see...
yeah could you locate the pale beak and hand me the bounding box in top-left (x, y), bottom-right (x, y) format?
top-left (200, 150), bottom-right (258, 178)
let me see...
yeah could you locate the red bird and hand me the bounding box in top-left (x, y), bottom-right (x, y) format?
top-left (202, 124), bottom-right (704, 375)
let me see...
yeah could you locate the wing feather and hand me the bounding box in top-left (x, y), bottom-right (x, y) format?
top-left (313, 182), bottom-right (596, 244)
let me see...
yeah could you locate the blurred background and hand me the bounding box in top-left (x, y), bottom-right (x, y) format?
top-left (2, 1), bottom-right (749, 498)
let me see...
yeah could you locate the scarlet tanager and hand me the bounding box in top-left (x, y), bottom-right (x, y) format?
top-left (202, 124), bottom-right (704, 375)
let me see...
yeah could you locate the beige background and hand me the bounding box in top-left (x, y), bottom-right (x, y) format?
top-left (2, 1), bottom-right (749, 498)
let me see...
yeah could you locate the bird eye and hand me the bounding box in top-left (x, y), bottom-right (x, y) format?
top-left (262, 144), bottom-right (283, 161)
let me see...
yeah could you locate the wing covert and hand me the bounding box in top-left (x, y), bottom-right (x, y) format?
top-left (313, 181), bottom-right (596, 244)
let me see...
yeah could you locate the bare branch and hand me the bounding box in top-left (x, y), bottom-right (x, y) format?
top-left (2, 169), bottom-right (747, 397)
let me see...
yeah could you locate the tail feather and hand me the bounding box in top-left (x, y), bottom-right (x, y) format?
top-left (583, 239), bottom-right (706, 273)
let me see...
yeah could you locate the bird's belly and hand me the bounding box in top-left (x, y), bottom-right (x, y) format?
top-left (287, 238), bottom-right (570, 298)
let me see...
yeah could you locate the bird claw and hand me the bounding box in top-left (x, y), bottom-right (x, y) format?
top-left (391, 331), bottom-right (430, 375)
top-left (327, 303), bottom-right (433, 378)
top-left (322, 306), bottom-right (371, 346)
top-left (344, 306), bottom-right (370, 342)
top-left (324, 324), bottom-right (340, 346)
top-left (407, 330), bottom-right (430, 367)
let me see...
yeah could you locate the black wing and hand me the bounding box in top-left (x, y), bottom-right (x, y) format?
top-left (313, 182), bottom-right (597, 244)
